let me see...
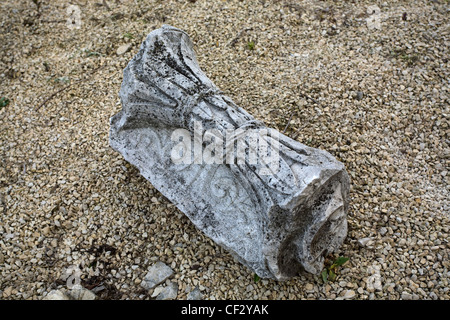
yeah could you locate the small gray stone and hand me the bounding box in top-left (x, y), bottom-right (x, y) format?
top-left (91, 285), bottom-right (106, 293)
top-left (43, 290), bottom-right (71, 300)
top-left (187, 286), bottom-right (203, 300)
top-left (68, 284), bottom-right (96, 300)
top-left (378, 227), bottom-right (388, 236)
top-left (429, 292), bottom-right (438, 300)
top-left (156, 281), bottom-right (178, 300)
top-left (141, 261), bottom-right (174, 290)
top-left (151, 286), bottom-right (164, 298)
top-left (343, 290), bottom-right (356, 299)
top-left (356, 91), bottom-right (364, 100)
top-left (116, 43), bottom-right (132, 56)
top-left (401, 292), bottom-right (413, 300)
top-left (358, 237), bottom-right (374, 247)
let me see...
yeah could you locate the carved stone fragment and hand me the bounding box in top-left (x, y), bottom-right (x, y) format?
top-left (109, 25), bottom-right (350, 280)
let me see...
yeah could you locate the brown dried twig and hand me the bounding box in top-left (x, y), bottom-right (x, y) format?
top-left (282, 110), bottom-right (296, 134)
top-left (227, 27), bottom-right (253, 47)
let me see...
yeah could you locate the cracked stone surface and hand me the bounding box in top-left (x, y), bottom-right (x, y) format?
top-left (141, 261), bottom-right (174, 290)
top-left (110, 25), bottom-right (350, 280)
top-left (187, 286), bottom-right (203, 300)
top-left (155, 281), bottom-right (179, 300)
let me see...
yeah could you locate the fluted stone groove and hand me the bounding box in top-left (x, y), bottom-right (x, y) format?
top-left (109, 25), bottom-right (350, 280)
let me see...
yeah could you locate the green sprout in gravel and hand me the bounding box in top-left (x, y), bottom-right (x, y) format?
top-left (123, 32), bottom-right (134, 39)
top-left (321, 256), bottom-right (349, 284)
top-left (0, 97), bottom-right (10, 110)
top-left (401, 53), bottom-right (419, 66)
top-left (54, 76), bottom-right (70, 84)
top-left (247, 41), bottom-right (255, 50)
top-left (84, 49), bottom-right (103, 57)
top-left (253, 273), bottom-right (261, 283)
top-left (390, 48), bottom-right (419, 66)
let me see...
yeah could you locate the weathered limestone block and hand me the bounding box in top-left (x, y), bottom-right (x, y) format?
top-left (109, 25), bottom-right (350, 280)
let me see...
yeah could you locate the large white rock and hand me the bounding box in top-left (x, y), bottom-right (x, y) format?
top-left (110, 25), bottom-right (350, 280)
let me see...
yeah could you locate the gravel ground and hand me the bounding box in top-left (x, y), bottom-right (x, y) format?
top-left (0, 0), bottom-right (448, 300)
